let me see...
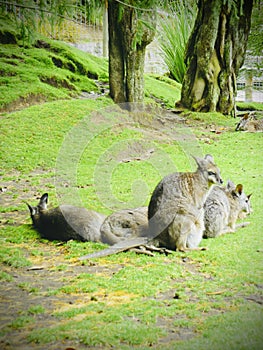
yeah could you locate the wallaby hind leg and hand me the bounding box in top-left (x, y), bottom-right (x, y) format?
top-left (170, 217), bottom-right (207, 252)
top-left (176, 240), bottom-right (207, 252)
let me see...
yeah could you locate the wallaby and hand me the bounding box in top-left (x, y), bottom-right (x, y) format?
top-left (27, 193), bottom-right (106, 242)
top-left (79, 154), bottom-right (223, 260)
top-left (203, 180), bottom-right (252, 238)
top-left (235, 112), bottom-right (263, 132)
top-left (100, 207), bottom-right (148, 245)
top-left (148, 154), bottom-right (223, 252)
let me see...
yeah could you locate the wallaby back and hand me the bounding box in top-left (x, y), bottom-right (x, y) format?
top-left (27, 193), bottom-right (106, 242)
top-left (100, 207), bottom-right (148, 245)
top-left (203, 181), bottom-right (252, 238)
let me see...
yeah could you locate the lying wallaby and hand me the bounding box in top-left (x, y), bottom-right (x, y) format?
top-left (235, 112), bottom-right (263, 132)
top-left (148, 154), bottom-right (223, 252)
top-left (79, 154), bottom-right (223, 260)
top-left (100, 207), bottom-right (148, 245)
top-left (203, 181), bottom-right (252, 238)
top-left (27, 193), bottom-right (106, 242)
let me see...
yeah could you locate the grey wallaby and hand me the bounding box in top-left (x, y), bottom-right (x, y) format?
top-left (203, 180), bottom-right (252, 238)
top-left (148, 154), bottom-right (223, 251)
top-left (79, 154), bottom-right (223, 260)
top-left (100, 207), bottom-right (148, 245)
top-left (235, 112), bottom-right (263, 132)
top-left (27, 193), bottom-right (106, 242)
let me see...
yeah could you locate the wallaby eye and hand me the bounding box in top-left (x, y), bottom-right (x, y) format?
top-left (208, 171), bottom-right (215, 176)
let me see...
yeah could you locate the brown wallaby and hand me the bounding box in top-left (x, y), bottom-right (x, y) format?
top-left (235, 112), bottom-right (263, 132)
top-left (203, 180), bottom-right (252, 238)
top-left (27, 193), bottom-right (106, 242)
top-left (79, 154), bottom-right (223, 260)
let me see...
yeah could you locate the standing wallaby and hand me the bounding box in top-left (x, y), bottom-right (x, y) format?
top-left (148, 154), bottom-right (223, 252)
top-left (235, 112), bottom-right (263, 132)
top-left (203, 180), bottom-right (252, 238)
top-left (27, 193), bottom-right (106, 242)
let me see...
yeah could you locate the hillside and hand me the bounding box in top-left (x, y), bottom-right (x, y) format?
top-left (0, 15), bottom-right (110, 112)
top-left (0, 14), bottom-right (183, 113)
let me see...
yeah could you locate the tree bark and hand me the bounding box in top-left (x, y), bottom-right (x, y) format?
top-left (180, 0), bottom-right (253, 115)
top-left (108, 1), bottom-right (126, 103)
top-left (108, 1), bottom-right (156, 105)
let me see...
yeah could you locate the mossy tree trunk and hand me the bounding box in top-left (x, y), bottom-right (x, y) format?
top-left (108, 1), bottom-right (156, 104)
top-left (180, 0), bottom-right (253, 115)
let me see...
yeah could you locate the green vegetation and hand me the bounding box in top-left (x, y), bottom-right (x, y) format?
top-left (0, 14), bottom-right (262, 350)
top-left (0, 246), bottom-right (31, 268)
top-left (158, 0), bottom-right (196, 83)
top-left (0, 15), bottom-right (108, 112)
top-left (145, 74), bottom-right (182, 107)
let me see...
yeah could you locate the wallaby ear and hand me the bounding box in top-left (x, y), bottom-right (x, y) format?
top-left (235, 184), bottom-right (243, 195)
top-left (226, 180), bottom-right (235, 191)
top-left (247, 193), bottom-right (252, 199)
top-left (39, 193), bottom-right (48, 210)
top-left (193, 154), bottom-right (215, 169)
top-left (204, 154), bottom-right (214, 163)
top-left (40, 193), bottom-right (48, 202)
top-left (26, 203), bottom-right (36, 216)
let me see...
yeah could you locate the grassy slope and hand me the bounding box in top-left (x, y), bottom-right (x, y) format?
top-left (0, 14), bottom-right (108, 112)
top-left (0, 16), bottom-right (263, 350)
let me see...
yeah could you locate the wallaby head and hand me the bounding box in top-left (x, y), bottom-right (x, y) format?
top-left (226, 181), bottom-right (252, 215)
top-left (193, 154), bottom-right (223, 186)
top-left (27, 193), bottom-right (48, 227)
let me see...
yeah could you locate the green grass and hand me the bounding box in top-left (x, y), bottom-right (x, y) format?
top-left (1, 97), bottom-right (262, 348)
top-left (145, 74), bottom-right (181, 107)
top-left (0, 14), bottom-right (262, 350)
top-left (0, 246), bottom-right (31, 268)
top-left (0, 14), bottom-right (108, 111)
top-left (0, 271), bottom-right (13, 282)
top-left (0, 98), bottom-right (114, 174)
top-left (176, 304), bottom-right (263, 350)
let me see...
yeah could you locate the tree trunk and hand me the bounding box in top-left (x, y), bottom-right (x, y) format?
top-left (180, 0), bottom-right (253, 115)
top-left (108, 1), bottom-right (126, 103)
top-left (108, 1), bottom-right (156, 105)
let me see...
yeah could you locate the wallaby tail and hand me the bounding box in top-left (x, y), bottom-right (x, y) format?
top-left (79, 237), bottom-right (149, 260)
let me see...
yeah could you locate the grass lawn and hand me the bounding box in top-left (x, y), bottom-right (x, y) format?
top-left (0, 15), bottom-right (262, 350)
